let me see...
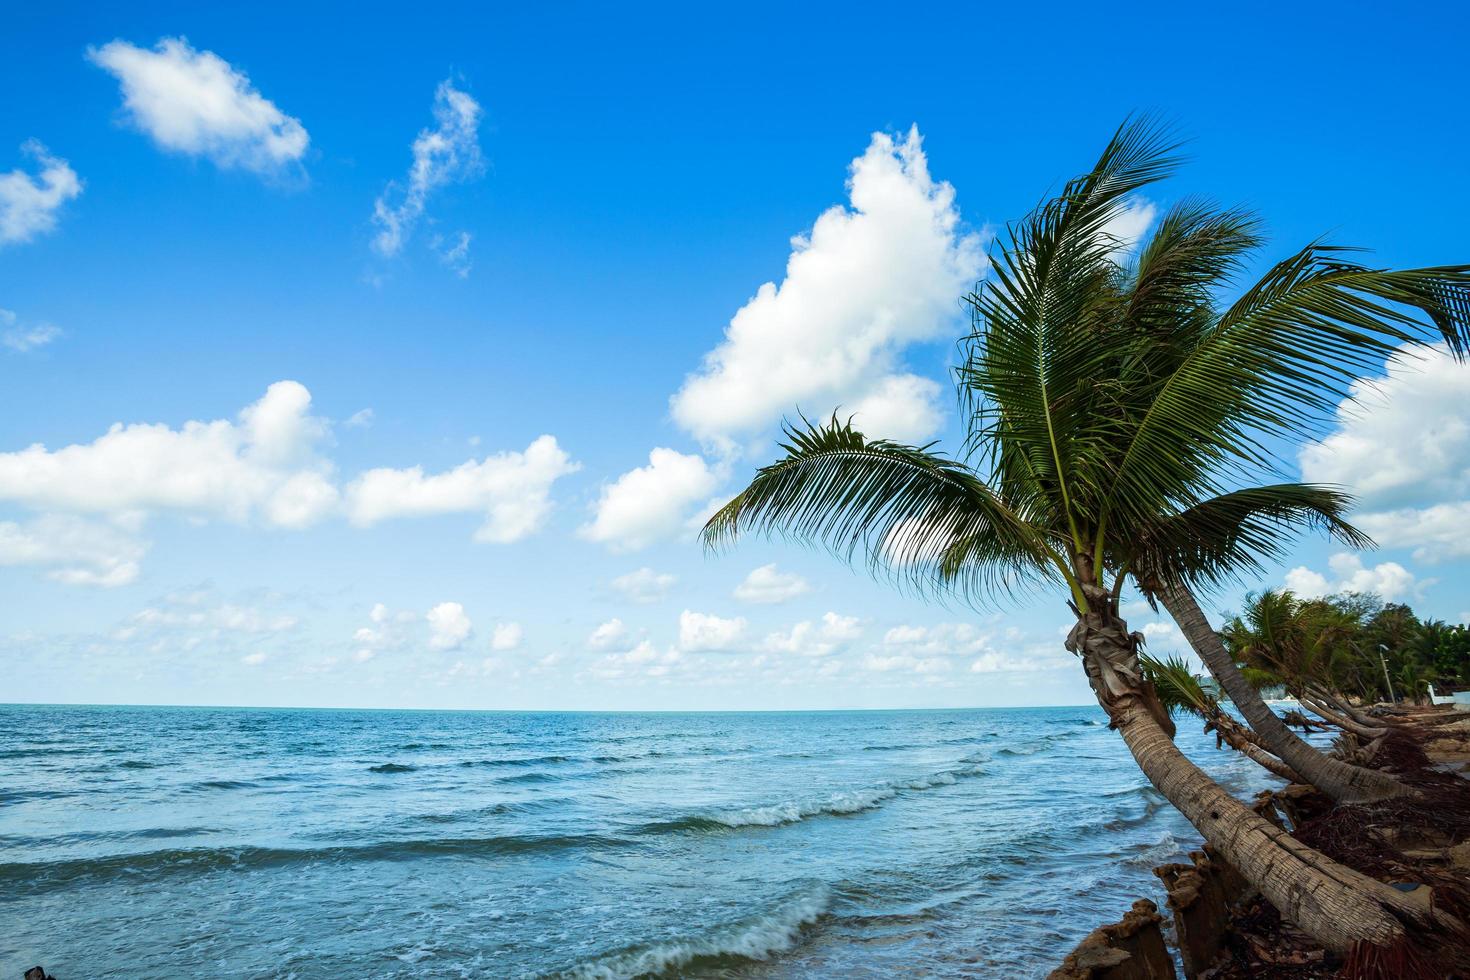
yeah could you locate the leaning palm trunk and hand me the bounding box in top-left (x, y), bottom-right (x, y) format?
top-left (1301, 695), bottom-right (1388, 741)
top-left (1209, 712), bottom-right (1302, 783)
top-left (1069, 595), bottom-right (1437, 953)
top-left (1157, 581), bottom-right (1406, 803)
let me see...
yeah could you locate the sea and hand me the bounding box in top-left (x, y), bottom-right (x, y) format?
top-left (0, 703), bottom-right (1309, 978)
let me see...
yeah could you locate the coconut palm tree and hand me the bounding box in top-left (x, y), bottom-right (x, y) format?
top-left (1221, 591), bottom-right (1389, 739)
top-left (701, 119), bottom-right (1470, 953)
top-left (1140, 653), bottom-right (1301, 782)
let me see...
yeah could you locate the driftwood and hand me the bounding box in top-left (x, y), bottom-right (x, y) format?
top-left (1154, 847), bottom-right (1250, 978)
top-left (1046, 898), bottom-right (1177, 979)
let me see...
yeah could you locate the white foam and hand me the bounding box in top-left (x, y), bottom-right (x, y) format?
top-left (703, 761), bottom-right (982, 829)
top-left (566, 885), bottom-right (831, 979)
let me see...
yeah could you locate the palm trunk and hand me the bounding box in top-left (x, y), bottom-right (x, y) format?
top-left (1067, 597), bottom-right (1436, 954)
top-left (1301, 696), bottom-right (1386, 741)
top-left (1212, 713), bottom-right (1302, 783)
top-left (1155, 580), bottom-right (1406, 803)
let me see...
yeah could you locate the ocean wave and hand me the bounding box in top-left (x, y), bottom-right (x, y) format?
top-left (636, 764), bottom-right (983, 834)
top-left (1125, 832), bottom-right (1186, 869)
top-left (190, 779), bottom-right (259, 791)
top-left (0, 832), bottom-right (629, 894)
top-left (558, 884), bottom-right (830, 979)
top-left (117, 759), bottom-right (159, 769)
top-left (369, 763), bottom-right (416, 774)
top-left (458, 754), bottom-right (574, 768)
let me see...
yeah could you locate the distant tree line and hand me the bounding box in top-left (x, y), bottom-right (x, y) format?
top-left (1219, 590), bottom-right (1470, 706)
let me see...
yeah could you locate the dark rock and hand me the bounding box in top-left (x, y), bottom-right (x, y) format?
top-left (25, 968), bottom-right (56, 980)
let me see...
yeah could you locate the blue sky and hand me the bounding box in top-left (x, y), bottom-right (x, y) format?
top-left (3, 1), bottom-right (1468, 710)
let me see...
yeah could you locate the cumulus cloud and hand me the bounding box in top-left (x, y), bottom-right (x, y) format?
top-left (0, 381), bottom-right (337, 528)
top-left (670, 126), bottom-right (983, 448)
top-left (0, 514), bottom-right (145, 587)
top-left (490, 621), bottom-right (523, 651)
top-left (1284, 552), bottom-right (1418, 602)
top-left (89, 37), bottom-right (308, 176)
top-left (678, 610), bottom-right (746, 652)
top-left (1099, 198), bottom-right (1157, 253)
top-left (426, 601), bottom-right (472, 651)
top-left (0, 141), bottom-right (82, 245)
top-left (372, 79), bottom-right (483, 258)
top-left (346, 435), bottom-right (579, 543)
top-left (733, 563), bottom-right (811, 604)
top-left (763, 612), bottom-right (861, 657)
top-left (1301, 345), bottom-right (1470, 562)
top-left (873, 621), bottom-right (1059, 675)
top-left (585, 639), bottom-right (683, 680)
top-left (588, 617), bottom-right (635, 650)
top-left (0, 310), bottom-right (62, 352)
top-left (610, 567), bottom-right (676, 604)
top-left (580, 448), bottom-right (720, 550)
top-left (351, 602), bottom-right (418, 662)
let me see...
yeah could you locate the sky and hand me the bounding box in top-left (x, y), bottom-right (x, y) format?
top-left (2, 1), bottom-right (1468, 710)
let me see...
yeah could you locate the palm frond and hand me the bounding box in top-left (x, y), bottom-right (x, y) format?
top-left (1132, 484), bottom-right (1372, 593)
top-left (700, 415), bottom-right (1055, 601)
top-left (1140, 652), bottom-right (1216, 719)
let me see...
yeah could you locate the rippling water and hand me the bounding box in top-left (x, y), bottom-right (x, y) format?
top-left (0, 704), bottom-right (1300, 977)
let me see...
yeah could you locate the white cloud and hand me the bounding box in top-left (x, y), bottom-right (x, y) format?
top-left (863, 652), bottom-right (952, 674)
top-left (585, 639), bottom-right (683, 680)
top-left (0, 381), bottom-right (337, 528)
top-left (0, 514), bottom-right (145, 587)
top-left (670, 126), bottom-right (983, 448)
top-left (588, 617), bottom-right (634, 650)
top-left (1141, 621), bottom-right (1179, 642)
top-left (344, 408), bottom-right (374, 428)
top-left (426, 601), bottom-right (472, 651)
top-left (1284, 552), bottom-right (1418, 602)
top-left (490, 621), bottom-right (523, 651)
top-left (0, 141), bottom-right (82, 245)
top-left (1283, 565), bottom-right (1332, 599)
top-left (678, 609), bottom-right (746, 652)
top-left (733, 563), bottom-right (811, 604)
top-left (873, 621), bottom-right (1061, 674)
top-left (1301, 346), bottom-right (1470, 562)
top-left (372, 79), bottom-right (483, 258)
top-left (1099, 198), bottom-right (1157, 253)
top-left (114, 592), bottom-right (297, 648)
top-left (610, 567), bottom-right (676, 604)
top-left (89, 37), bottom-right (307, 175)
top-left (580, 448), bottom-right (719, 550)
top-left (352, 602), bottom-right (418, 662)
top-left (881, 622), bottom-right (992, 657)
top-left (345, 435), bottom-right (579, 543)
top-left (0, 310), bottom-right (62, 352)
top-left (1356, 504), bottom-right (1470, 563)
top-left (240, 651), bottom-right (268, 666)
top-left (433, 231), bottom-right (472, 277)
top-left (764, 612), bottom-right (861, 657)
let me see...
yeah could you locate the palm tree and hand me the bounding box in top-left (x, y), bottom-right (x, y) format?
top-left (1222, 591), bottom-right (1388, 739)
top-left (1140, 653), bottom-right (1301, 782)
top-left (702, 119), bottom-right (1469, 953)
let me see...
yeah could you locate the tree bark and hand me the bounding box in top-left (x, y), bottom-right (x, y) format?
top-left (1154, 581), bottom-right (1407, 804)
top-left (1069, 596), bottom-right (1437, 954)
top-left (1300, 695), bottom-right (1387, 741)
top-left (1210, 713), bottom-right (1303, 783)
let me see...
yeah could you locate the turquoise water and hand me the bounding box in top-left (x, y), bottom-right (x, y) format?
top-left (0, 704), bottom-right (1294, 977)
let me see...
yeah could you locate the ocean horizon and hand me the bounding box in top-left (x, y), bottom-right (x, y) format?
top-left (0, 702), bottom-right (1316, 978)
